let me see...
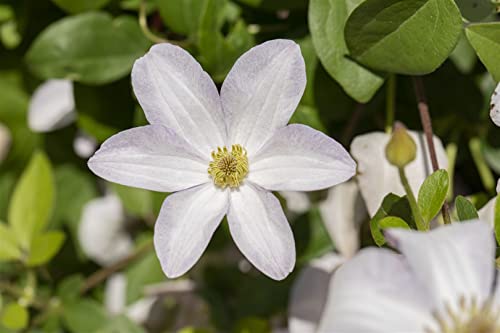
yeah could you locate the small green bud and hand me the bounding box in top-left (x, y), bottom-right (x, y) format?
top-left (385, 122), bottom-right (417, 168)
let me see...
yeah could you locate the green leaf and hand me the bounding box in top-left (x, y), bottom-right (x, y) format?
top-left (417, 169), bottom-right (449, 225)
top-left (125, 251), bottom-right (164, 304)
top-left (378, 216), bottom-right (410, 229)
top-left (455, 0), bottom-right (494, 22)
top-left (369, 193), bottom-right (415, 245)
top-left (51, 0), bottom-right (111, 14)
top-left (296, 208), bottom-right (334, 263)
top-left (233, 317), bottom-right (270, 333)
top-left (94, 315), bottom-right (146, 333)
top-left (455, 196), bottom-right (479, 221)
top-left (466, 23), bottom-right (500, 81)
top-left (1, 303), bottom-right (28, 330)
top-left (26, 12), bottom-right (150, 85)
top-left (156, 0), bottom-right (207, 36)
top-left (8, 151), bottom-right (54, 249)
top-left (308, 0), bottom-right (383, 102)
top-left (495, 196), bottom-right (500, 245)
top-left (26, 231), bottom-right (65, 266)
top-left (111, 183), bottom-right (153, 218)
top-left (57, 275), bottom-right (84, 304)
top-left (0, 222), bottom-right (20, 261)
top-left (450, 31), bottom-right (477, 74)
top-left (62, 300), bottom-right (108, 333)
top-left (345, 0), bottom-right (462, 75)
top-left (198, 0), bottom-right (254, 82)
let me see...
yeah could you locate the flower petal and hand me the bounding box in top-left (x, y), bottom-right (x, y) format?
top-left (288, 253), bottom-right (345, 333)
top-left (490, 82), bottom-right (500, 127)
top-left (154, 183), bottom-right (229, 278)
top-left (385, 221), bottom-right (495, 314)
top-left (248, 124), bottom-right (356, 191)
top-left (131, 43), bottom-right (226, 156)
top-left (227, 183), bottom-right (295, 280)
top-left (88, 125), bottom-right (209, 192)
top-left (351, 131), bottom-right (448, 216)
top-left (221, 39), bottom-right (306, 155)
top-left (478, 197), bottom-right (495, 227)
top-left (28, 79), bottom-right (76, 133)
top-left (319, 181), bottom-right (367, 258)
top-left (78, 195), bottom-right (133, 266)
top-left (317, 248), bottom-right (434, 333)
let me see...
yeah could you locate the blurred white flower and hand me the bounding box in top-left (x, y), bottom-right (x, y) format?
top-left (478, 179), bottom-right (500, 225)
top-left (351, 131), bottom-right (448, 217)
top-left (280, 191), bottom-right (311, 215)
top-left (105, 274), bottom-right (156, 324)
top-left (88, 40), bottom-right (356, 280)
top-left (28, 79), bottom-right (76, 132)
top-left (0, 123), bottom-right (11, 163)
top-left (78, 195), bottom-right (133, 266)
top-left (490, 82), bottom-right (500, 126)
top-left (73, 131), bottom-right (97, 158)
top-left (288, 181), bottom-right (368, 333)
top-left (317, 221), bottom-right (496, 333)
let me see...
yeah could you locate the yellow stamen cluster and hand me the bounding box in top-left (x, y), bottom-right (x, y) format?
top-left (425, 296), bottom-right (500, 333)
top-left (208, 144), bottom-right (248, 188)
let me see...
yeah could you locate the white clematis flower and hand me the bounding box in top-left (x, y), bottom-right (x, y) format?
top-left (317, 220), bottom-right (498, 333)
top-left (351, 131), bottom-right (448, 217)
top-left (88, 40), bottom-right (356, 280)
top-left (78, 195), bottom-right (134, 266)
top-left (288, 181), bottom-right (367, 333)
top-left (490, 82), bottom-right (500, 126)
top-left (28, 79), bottom-right (76, 132)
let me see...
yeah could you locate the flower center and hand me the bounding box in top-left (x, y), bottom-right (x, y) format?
top-left (426, 296), bottom-right (500, 333)
top-left (208, 144), bottom-right (248, 188)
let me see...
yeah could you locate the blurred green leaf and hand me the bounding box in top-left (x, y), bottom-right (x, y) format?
top-left (156, 0), bottom-right (207, 36)
top-left (198, 0), bottom-right (254, 81)
top-left (57, 275), bottom-right (84, 304)
top-left (62, 300), bottom-right (108, 333)
top-left (26, 12), bottom-right (150, 85)
top-left (8, 151), bottom-right (54, 250)
top-left (455, 196), bottom-right (479, 221)
top-left (51, 0), bottom-right (112, 14)
top-left (450, 32), bottom-right (477, 74)
top-left (125, 251), bottom-right (164, 304)
top-left (345, 0), bottom-right (462, 75)
top-left (94, 315), bottom-right (146, 333)
top-left (378, 216), bottom-right (410, 229)
top-left (369, 193), bottom-right (401, 246)
top-left (0, 21), bottom-right (21, 49)
top-left (0, 222), bottom-right (20, 261)
top-left (466, 23), bottom-right (500, 81)
top-left (296, 208), bottom-right (334, 263)
top-left (112, 183), bottom-right (153, 218)
top-left (233, 317), bottom-right (270, 333)
top-left (309, 0), bottom-right (383, 102)
top-left (0, 303), bottom-right (28, 330)
top-left (417, 169), bottom-right (449, 225)
top-left (26, 231), bottom-right (65, 266)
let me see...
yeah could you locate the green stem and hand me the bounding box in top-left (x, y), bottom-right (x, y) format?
top-left (446, 142), bottom-right (458, 202)
top-left (139, 1), bottom-right (168, 44)
top-left (469, 137), bottom-right (495, 195)
top-left (385, 74), bottom-right (396, 134)
top-left (398, 167), bottom-right (426, 230)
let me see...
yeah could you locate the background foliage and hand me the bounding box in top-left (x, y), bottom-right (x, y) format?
top-left (0, 0), bottom-right (499, 332)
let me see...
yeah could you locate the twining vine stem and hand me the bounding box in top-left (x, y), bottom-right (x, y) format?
top-left (412, 76), bottom-right (452, 225)
top-left (80, 241), bottom-right (154, 294)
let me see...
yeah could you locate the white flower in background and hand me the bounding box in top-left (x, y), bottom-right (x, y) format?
top-left (351, 131), bottom-right (448, 217)
top-left (78, 195), bottom-right (133, 266)
top-left (478, 179), bottom-right (500, 225)
top-left (490, 82), bottom-right (500, 126)
top-left (280, 191), bottom-right (311, 215)
top-left (88, 40), bottom-right (357, 280)
top-left (0, 123), bottom-right (11, 163)
top-left (73, 131), bottom-right (97, 158)
top-left (28, 79), bottom-right (76, 132)
top-left (105, 274), bottom-right (157, 324)
top-left (27, 79), bottom-right (98, 157)
top-left (288, 181), bottom-right (367, 333)
top-left (317, 221), bottom-right (498, 333)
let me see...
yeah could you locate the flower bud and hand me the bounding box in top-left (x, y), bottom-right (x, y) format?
top-left (385, 122), bottom-right (417, 168)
